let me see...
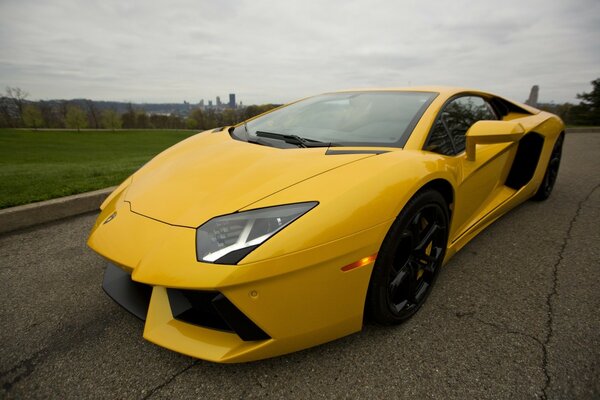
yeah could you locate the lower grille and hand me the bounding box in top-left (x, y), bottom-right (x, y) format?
top-left (166, 288), bottom-right (270, 342)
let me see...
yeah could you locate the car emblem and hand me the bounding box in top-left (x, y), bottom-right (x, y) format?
top-left (103, 212), bottom-right (117, 224)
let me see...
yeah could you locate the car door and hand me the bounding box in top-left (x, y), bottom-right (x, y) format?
top-left (425, 95), bottom-right (518, 242)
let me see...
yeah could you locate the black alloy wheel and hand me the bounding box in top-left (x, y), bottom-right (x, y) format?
top-left (367, 190), bottom-right (449, 324)
top-left (533, 133), bottom-right (564, 201)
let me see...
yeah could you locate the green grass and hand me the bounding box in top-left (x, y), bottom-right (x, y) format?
top-left (0, 129), bottom-right (198, 209)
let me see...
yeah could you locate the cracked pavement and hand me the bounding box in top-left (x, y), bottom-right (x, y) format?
top-left (1, 133), bottom-right (599, 399)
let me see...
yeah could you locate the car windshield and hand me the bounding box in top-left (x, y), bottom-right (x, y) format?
top-left (233, 91), bottom-right (437, 148)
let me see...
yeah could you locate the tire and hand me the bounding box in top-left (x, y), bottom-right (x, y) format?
top-left (532, 132), bottom-right (564, 201)
top-left (366, 189), bottom-right (449, 325)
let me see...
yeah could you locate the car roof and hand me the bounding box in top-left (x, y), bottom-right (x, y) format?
top-left (329, 86), bottom-right (540, 114)
top-left (332, 86), bottom-right (483, 96)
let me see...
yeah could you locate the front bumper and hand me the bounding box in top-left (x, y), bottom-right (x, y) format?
top-left (103, 262), bottom-right (269, 341)
top-left (90, 202), bottom-right (389, 362)
top-left (103, 263), bottom-right (274, 361)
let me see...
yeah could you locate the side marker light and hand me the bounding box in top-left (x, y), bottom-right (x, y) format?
top-left (341, 253), bottom-right (378, 272)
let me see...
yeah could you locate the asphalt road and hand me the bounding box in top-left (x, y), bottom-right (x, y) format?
top-left (1, 133), bottom-right (599, 400)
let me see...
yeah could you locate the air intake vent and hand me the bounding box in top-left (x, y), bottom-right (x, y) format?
top-left (167, 288), bottom-right (270, 341)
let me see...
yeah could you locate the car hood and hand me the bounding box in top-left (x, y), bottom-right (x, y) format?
top-left (125, 131), bottom-right (377, 227)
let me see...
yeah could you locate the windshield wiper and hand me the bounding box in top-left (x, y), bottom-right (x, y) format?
top-left (233, 124), bottom-right (272, 146)
top-left (255, 131), bottom-right (336, 148)
top-left (243, 122), bottom-right (251, 141)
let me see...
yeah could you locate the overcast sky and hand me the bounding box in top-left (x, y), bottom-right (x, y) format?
top-left (0, 0), bottom-right (598, 105)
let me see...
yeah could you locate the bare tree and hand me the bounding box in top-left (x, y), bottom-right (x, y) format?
top-left (0, 98), bottom-right (13, 127)
top-left (58, 100), bottom-right (69, 128)
top-left (5, 87), bottom-right (29, 126)
top-left (85, 100), bottom-right (100, 129)
top-left (38, 101), bottom-right (61, 128)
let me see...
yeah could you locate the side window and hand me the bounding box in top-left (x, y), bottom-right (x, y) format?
top-left (426, 119), bottom-right (455, 155)
top-left (425, 96), bottom-right (497, 155)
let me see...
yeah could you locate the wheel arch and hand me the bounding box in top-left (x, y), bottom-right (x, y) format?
top-left (419, 179), bottom-right (453, 208)
top-left (415, 178), bottom-right (454, 223)
top-left (365, 178), bottom-right (453, 323)
top-left (387, 176), bottom-right (455, 238)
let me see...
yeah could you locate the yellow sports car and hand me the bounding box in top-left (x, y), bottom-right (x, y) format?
top-left (88, 87), bottom-right (564, 362)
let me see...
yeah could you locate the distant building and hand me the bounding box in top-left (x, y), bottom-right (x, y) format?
top-left (525, 85), bottom-right (539, 107)
top-left (197, 94), bottom-right (241, 109)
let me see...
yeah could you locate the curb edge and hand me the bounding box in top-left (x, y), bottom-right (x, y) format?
top-left (0, 186), bottom-right (116, 235)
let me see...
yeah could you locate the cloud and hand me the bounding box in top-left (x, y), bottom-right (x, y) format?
top-left (0, 0), bottom-right (598, 104)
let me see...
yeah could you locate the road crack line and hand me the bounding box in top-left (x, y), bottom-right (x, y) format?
top-left (141, 359), bottom-right (198, 400)
top-left (541, 183), bottom-right (600, 400)
top-left (453, 310), bottom-right (544, 347)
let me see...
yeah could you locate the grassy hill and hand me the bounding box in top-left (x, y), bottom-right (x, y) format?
top-left (0, 129), bottom-right (198, 209)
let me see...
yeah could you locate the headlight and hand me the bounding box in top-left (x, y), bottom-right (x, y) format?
top-left (196, 202), bottom-right (318, 264)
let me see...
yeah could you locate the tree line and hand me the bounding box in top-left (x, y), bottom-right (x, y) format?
top-left (1, 79), bottom-right (598, 130)
top-left (0, 89), bottom-right (280, 131)
top-left (537, 78), bottom-right (600, 126)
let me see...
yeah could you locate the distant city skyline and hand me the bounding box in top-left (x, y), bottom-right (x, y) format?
top-left (1, 0), bottom-right (598, 105)
top-left (196, 93), bottom-right (240, 108)
top-left (10, 92), bottom-right (249, 108)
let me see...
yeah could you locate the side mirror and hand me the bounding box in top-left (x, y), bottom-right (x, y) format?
top-left (466, 120), bottom-right (525, 161)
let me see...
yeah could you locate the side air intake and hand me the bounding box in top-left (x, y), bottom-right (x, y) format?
top-left (505, 132), bottom-right (544, 190)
